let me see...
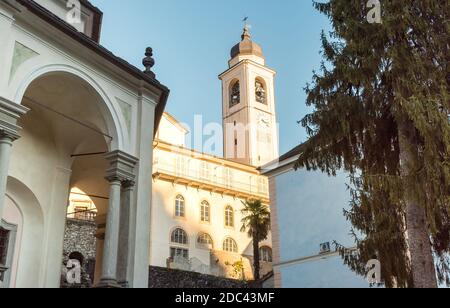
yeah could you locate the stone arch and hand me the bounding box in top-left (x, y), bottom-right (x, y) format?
top-left (13, 64), bottom-right (125, 151)
top-left (5, 176), bottom-right (44, 288)
top-left (255, 77), bottom-right (267, 105)
top-left (229, 79), bottom-right (240, 108)
top-left (68, 251), bottom-right (85, 266)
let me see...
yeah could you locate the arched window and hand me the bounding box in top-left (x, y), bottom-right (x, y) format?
top-left (171, 228), bottom-right (188, 245)
top-left (259, 246), bottom-right (273, 262)
top-left (255, 78), bottom-right (267, 105)
top-left (200, 201), bottom-right (210, 223)
top-left (68, 251), bottom-right (85, 266)
top-left (197, 233), bottom-right (213, 249)
top-left (223, 237), bottom-right (238, 253)
top-left (230, 80), bottom-right (240, 108)
top-left (175, 195), bottom-right (185, 218)
top-left (225, 206), bottom-right (234, 228)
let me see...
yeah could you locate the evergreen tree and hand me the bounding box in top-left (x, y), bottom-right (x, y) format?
top-left (297, 0), bottom-right (449, 288)
top-left (240, 200), bottom-right (271, 281)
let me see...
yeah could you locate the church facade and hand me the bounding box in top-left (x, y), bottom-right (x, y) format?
top-left (147, 26), bottom-right (278, 280)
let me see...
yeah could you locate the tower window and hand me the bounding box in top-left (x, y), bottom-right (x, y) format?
top-left (255, 79), bottom-right (267, 105)
top-left (230, 80), bottom-right (240, 108)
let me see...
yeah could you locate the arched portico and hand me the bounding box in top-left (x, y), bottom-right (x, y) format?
top-left (0, 69), bottom-right (138, 288)
top-left (12, 64), bottom-right (125, 151)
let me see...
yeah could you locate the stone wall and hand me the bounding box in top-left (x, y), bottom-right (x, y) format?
top-left (149, 266), bottom-right (261, 288)
top-left (61, 218), bottom-right (97, 287)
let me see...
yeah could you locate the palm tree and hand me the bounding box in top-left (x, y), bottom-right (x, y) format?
top-left (240, 200), bottom-right (271, 281)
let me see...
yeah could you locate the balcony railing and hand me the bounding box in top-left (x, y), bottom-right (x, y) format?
top-left (153, 162), bottom-right (269, 199)
top-left (66, 209), bottom-right (97, 222)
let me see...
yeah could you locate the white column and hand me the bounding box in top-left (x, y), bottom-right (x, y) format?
top-left (117, 180), bottom-right (135, 287)
top-left (97, 176), bottom-right (122, 288)
top-left (0, 133), bottom-right (14, 219)
top-left (96, 150), bottom-right (137, 288)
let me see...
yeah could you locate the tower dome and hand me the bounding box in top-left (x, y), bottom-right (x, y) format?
top-left (230, 26), bottom-right (264, 60)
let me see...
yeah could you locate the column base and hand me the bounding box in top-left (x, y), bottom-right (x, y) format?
top-left (95, 278), bottom-right (122, 289)
top-left (118, 280), bottom-right (129, 288)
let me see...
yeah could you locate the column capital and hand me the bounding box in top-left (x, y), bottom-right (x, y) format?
top-left (104, 150), bottom-right (139, 183)
top-left (121, 179), bottom-right (136, 189)
top-left (0, 96), bottom-right (30, 142)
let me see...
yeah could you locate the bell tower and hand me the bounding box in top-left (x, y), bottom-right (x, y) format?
top-left (219, 26), bottom-right (279, 167)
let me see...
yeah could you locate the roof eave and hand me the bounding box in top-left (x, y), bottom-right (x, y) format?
top-left (16, 0), bottom-right (170, 136)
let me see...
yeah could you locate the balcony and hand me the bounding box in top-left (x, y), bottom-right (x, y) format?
top-left (66, 209), bottom-right (97, 222)
top-left (153, 162), bottom-right (269, 202)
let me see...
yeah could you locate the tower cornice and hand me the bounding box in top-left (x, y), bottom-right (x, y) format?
top-left (218, 59), bottom-right (276, 80)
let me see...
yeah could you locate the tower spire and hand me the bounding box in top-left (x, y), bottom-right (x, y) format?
top-left (241, 17), bottom-right (251, 40)
top-left (241, 24), bottom-right (251, 41)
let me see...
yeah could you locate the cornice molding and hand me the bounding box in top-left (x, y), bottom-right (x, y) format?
top-left (104, 150), bottom-right (139, 183)
top-left (0, 96), bottom-right (29, 141)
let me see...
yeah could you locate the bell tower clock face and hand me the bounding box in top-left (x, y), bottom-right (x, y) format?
top-left (257, 112), bottom-right (272, 146)
top-left (257, 112), bottom-right (270, 129)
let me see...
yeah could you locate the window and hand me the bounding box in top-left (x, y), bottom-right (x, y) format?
top-left (176, 156), bottom-right (188, 176)
top-left (200, 201), bottom-right (210, 223)
top-left (170, 247), bottom-right (189, 260)
top-left (257, 177), bottom-right (268, 194)
top-left (225, 206), bottom-right (234, 228)
top-left (68, 251), bottom-right (85, 267)
top-left (259, 246), bottom-right (273, 262)
top-left (230, 80), bottom-right (240, 108)
top-left (255, 79), bottom-right (267, 105)
top-left (175, 195), bottom-right (185, 218)
top-left (223, 237), bottom-right (238, 253)
top-left (0, 227), bottom-right (9, 265)
top-left (197, 233), bottom-right (213, 249)
top-left (224, 168), bottom-right (234, 188)
top-left (200, 161), bottom-right (210, 180)
top-left (171, 228), bottom-right (188, 245)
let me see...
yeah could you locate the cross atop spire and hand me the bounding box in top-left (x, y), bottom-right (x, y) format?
top-left (241, 17), bottom-right (252, 40)
top-left (241, 24), bottom-right (251, 41)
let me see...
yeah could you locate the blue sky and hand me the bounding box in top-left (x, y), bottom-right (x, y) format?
top-left (91, 0), bottom-right (331, 155)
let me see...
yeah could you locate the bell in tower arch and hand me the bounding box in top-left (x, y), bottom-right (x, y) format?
top-left (255, 79), bottom-right (267, 105)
